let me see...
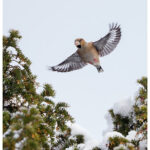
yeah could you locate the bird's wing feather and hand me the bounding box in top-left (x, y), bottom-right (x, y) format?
top-left (49, 52), bottom-right (87, 72)
top-left (93, 23), bottom-right (121, 57)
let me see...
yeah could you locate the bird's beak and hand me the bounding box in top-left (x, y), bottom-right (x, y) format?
top-left (75, 41), bottom-right (81, 48)
top-left (77, 45), bottom-right (81, 48)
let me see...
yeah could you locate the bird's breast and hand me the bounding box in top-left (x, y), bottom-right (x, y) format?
top-left (77, 46), bottom-right (99, 64)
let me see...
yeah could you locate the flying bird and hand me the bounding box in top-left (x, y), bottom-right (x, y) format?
top-left (49, 23), bottom-right (121, 73)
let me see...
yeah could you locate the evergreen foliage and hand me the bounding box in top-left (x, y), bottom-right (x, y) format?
top-left (101, 77), bottom-right (147, 150)
top-left (92, 147), bottom-right (101, 150)
top-left (3, 30), bottom-right (85, 150)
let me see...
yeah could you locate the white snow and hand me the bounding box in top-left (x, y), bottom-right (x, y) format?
top-left (13, 129), bottom-right (23, 139)
top-left (15, 138), bottom-right (26, 150)
top-left (102, 112), bottom-right (113, 136)
top-left (104, 131), bottom-right (125, 139)
top-left (112, 99), bottom-right (133, 117)
top-left (67, 123), bottom-right (100, 150)
top-left (11, 111), bottom-right (24, 118)
top-left (41, 101), bottom-right (49, 106)
top-left (139, 140), bottom-right (147, 150)
top-left (126, 130), bottom-right (137, 141)
top-left (103, 99), bottom-right (134, 143)
top-left (100, 131), bottom-right (125, 149)
top-left (29, 104), bottom-right (37, 108)
top-left (114, 144), bottom-right (127, 150)
top-left (126, 130), bottom-right (144, 141)
top-left (3, 129), bottom-right (11, 137)
top-left (14, 133), bottom-right (20, 139)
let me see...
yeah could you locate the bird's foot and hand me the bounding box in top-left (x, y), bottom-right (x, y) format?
top-left (97, 66), bottom-right (104, 73)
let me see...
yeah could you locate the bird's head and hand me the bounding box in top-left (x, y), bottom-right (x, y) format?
top-left (74, 38), bottom-right (86, 48)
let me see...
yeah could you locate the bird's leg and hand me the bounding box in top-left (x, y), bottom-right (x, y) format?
top-left (96, 65), bottom-right (104, 73)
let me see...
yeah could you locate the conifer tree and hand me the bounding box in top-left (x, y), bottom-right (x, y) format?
top-left (100, 77), bottom-right (147, 150)
top-left (3, 30), bottom-right (85, 150)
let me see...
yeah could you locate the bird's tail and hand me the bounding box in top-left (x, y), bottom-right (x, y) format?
top-left (96, 66), bottom-right (104, 73)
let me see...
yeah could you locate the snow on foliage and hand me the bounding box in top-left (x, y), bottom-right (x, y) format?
top-left (127, 132), bottom-right (147, 150)
top-left (100, 131), bottom-right (125, 149)
top-left (3, 129), bottom-right (11, 137)
top-left (126, 130), bottom-right (137, 141)
top-left (13, 129), bottom-right (23, 139)
top-left (67, 123), bottom-right (100, 150)
top-left (113, 144), bottom-right (127, 150)
top-left (15, 138), bottom-right (26, 150)
top-left (112, 99), bottom-right (133, 117)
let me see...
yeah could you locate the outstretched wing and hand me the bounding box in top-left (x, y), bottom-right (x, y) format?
top-left (93, 23), bottom-right (121, 57)
top-left (49, 52), bottom-right (87, 72)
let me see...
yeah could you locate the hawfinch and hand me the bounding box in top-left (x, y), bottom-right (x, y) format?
top-left (49, 23), bottom-right (121, 73)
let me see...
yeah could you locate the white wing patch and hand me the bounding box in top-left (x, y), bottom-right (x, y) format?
top-left (49, 52), bottom-right (87, 72)
top-left (93, 23), bottom-right (121, 57)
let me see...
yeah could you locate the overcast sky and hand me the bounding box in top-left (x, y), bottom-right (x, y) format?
top-left (3, 0), bottom-right (147, 141)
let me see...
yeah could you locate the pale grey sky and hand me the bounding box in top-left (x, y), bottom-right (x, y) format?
top-left (3, 0), bottom-right (147, 141)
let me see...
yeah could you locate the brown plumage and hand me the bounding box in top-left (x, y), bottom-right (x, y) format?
top-left (49, 23), bottom-right (121, 73)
